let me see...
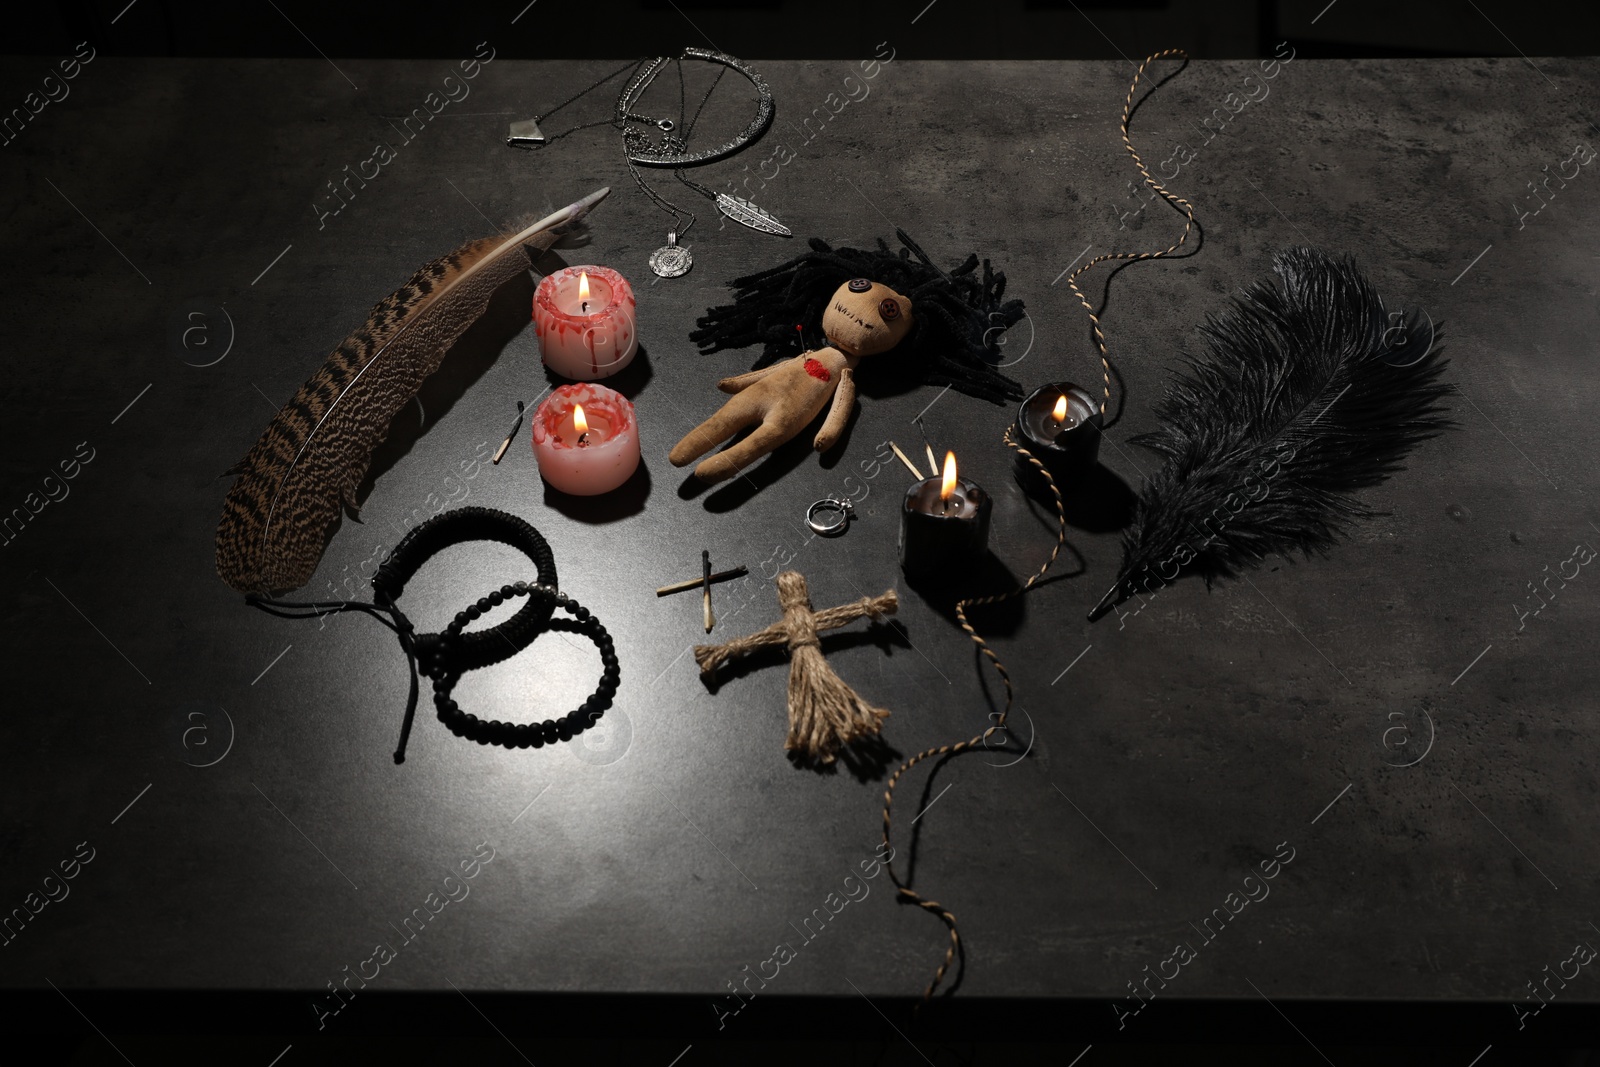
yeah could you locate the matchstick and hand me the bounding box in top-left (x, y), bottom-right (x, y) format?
top-left (888, 441), bottom-right (925, 479)
top-left (702, 550), bottom-right (714, 633)
top-left (657, 566), bottom-right (748, 597)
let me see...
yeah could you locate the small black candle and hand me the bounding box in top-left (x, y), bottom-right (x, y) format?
top-left (900, 452), bottom-right (992, 579)
top-left (1014, 381), bottom-right (1102, 494)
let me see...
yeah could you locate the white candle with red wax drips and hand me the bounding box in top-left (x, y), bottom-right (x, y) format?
top-left (530, 382), bottom-right (641, 495)
top-left (533, 265), bottom-right (638, 380)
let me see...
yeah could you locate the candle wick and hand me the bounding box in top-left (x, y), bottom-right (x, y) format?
top-left (577, 433), bottom-right (589, 448)
top-left (581, 301), bottom-right (589, 314)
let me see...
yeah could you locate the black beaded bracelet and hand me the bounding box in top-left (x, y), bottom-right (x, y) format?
top-left (246, 506), bottom-right (620, 764)
top-left (427, 582), bottom-right (621, 749)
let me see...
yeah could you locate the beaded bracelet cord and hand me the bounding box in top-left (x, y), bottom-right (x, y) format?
top-left (245, 507), bottom-right (618, 763)
top-left (428, 582), bottom-right (619, 749)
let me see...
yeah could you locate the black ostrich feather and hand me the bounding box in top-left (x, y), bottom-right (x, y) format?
top-left (688, 229), bottom-right (1025, 404)
top-left (1089, 246), bottom-right (1454, 622)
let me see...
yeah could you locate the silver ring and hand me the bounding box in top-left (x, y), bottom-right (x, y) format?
top-left (807, 497), bottom-right (854, 537)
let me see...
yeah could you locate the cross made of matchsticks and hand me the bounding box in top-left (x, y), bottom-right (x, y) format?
top-left (656, 551), bottom-right (748, 633)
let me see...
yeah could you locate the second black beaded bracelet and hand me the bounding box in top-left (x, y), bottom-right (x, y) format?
top-left (425, 582), bottom-right (621, 748)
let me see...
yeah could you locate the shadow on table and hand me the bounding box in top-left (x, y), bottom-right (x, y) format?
top-left (677, 403), bottom-right (838, 508)
top-left (355, 268), bottom-right (534, 507)
top-left (1050, 462), bottom-right (1139, 534)
top-left (542, 460), bottom-right (651, 522)
top-left (900, 552), bottom-right (1033, 636)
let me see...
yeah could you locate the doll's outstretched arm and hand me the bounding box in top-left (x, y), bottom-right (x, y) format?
top-left (671, 358), bottom-right (840, 483)
top-left (668, 389), bottom-right (795, 484)
top-left (717, 359), bottom-right (791, 393)
top-left (812, 366), bottom-right (856, 452)
top-left (669, 389), bottom-right (763, 468)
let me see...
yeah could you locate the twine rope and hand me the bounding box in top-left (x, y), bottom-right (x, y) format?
top-left (877, 48), bottom-right (1197, 1005)
top-left (694, 572), bottom-right (899, 764)
top-left (1065, 48), bottom-right (1198, 417)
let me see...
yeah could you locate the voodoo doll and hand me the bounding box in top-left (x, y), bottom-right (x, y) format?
top-left (669, 231), bottom-right (1026, 483)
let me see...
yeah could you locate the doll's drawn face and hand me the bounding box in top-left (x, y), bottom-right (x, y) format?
top-left (822, 279), bottom-right (913, 357)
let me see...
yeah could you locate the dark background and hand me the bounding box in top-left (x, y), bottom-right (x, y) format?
top-left (5, 3), bottom-right (1600, 1066)
top-left (10, 0), bottom-right (1600, 61)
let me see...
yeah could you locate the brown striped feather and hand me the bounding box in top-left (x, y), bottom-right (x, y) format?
top-left (215, 188), bottom-right (610, 593)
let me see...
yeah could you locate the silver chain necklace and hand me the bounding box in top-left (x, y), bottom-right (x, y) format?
top-left (507, 48), bottom-right (790, 279)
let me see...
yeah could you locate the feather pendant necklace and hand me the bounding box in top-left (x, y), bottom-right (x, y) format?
top-left (215, 187), bottom-right (611, 594)
top-left (507, 50), bottom-right (788, 278)
top-left (1089, 246), bottom-right (1454, 621)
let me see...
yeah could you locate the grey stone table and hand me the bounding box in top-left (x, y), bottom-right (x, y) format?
top-left (2, 47), bottom-right (1598, 1053)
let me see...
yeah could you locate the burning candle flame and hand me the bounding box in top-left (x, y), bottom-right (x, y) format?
top-left (572, 403), bottom-right (588, 437)
top-left (1052, 394), bottom-right (1069, 422)
top-left (940, 451), bottom-right (958, 502)
top-left (577, 271), bottom-right (590, 303)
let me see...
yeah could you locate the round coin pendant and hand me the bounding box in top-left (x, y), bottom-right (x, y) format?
top-left (649, 241), bottom-right (693, 279)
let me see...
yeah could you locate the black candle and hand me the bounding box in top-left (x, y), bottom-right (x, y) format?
top-left (1014, 381), bottom-right (1102, 494)
top-left (899, 453), bottom-right (992, 579)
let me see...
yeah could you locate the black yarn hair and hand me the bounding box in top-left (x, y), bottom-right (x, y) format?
top-left (688, 229), bottom-right (1026, 404)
